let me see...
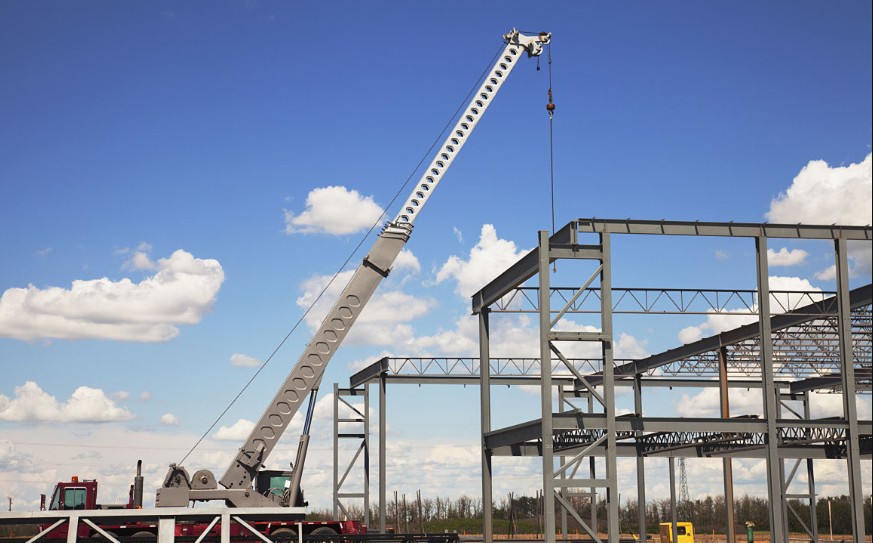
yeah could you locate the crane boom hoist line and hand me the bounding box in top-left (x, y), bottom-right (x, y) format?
top-left (156, 28), bottom-right (551, 509)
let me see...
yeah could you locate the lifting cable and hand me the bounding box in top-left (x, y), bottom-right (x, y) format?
top-left (545, 42), bottom-right (557, 235)
top-left (179, 41), bottom-right (510, 466)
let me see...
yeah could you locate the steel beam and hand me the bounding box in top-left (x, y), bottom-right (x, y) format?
top-left (573, 218), bottom-right (872, 240)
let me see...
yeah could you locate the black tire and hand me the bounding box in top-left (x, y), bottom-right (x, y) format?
top-left (309, 526), bottom-right (338, 538)
top-left (271, 527), bottom-right (298, 542)
top-left (132, 531), bottom-right (156, 539)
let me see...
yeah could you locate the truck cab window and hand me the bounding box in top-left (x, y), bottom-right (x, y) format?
top-left (49, 489), bottom-right (61, 510)
top-left (63, 488), bottom-right (87, 510)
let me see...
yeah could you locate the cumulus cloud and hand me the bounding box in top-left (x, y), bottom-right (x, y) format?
top-left (435, 224), bottom-right (529, 299)
top-left (0, 381), bottom-right (134, 422)
top-left (124, 251), bottom-right (157, 271)
top-left (160, 413), bottom-right (180, 426)
top-left (0, 249), bottom-right (224, 342)
top-left (411, 314), bottom-right (480, 356)
top-left (766, 153), bottom-right (872, 277)
top-left (767, 247), bottom-right (808, 267)
top-left (231, 353), bottom-right (262, 368)
top-left (284, 186), bottom-right (385, 235)
top-left (214, 419), bottom-right (255, 441)
top-left (766, 153), bottom-right (871, 226)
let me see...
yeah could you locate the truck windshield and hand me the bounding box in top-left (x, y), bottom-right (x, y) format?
top-left (49, 489), bottom-right (61, 510)
top-left (63, 487), bottom-right (88, 510)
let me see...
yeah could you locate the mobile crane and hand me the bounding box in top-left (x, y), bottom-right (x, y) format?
top-left (156, 26), bottom-right (550, 512)
top-left (37, 28), bottom-right (551, 542)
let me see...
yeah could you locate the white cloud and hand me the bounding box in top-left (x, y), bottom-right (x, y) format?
top-left (140, 391), bottom-right (152, 401)
top-left (284, 186), bottom-right (385, 235)
top-left (615, 332), bottom-right (650, 359)
top-left (411, 314), bottom-right (480, 356)
top-left (124, 251), bottom-right (157, 271)
top-left (161, 413), bottom-right (180, 426)
top-left (766, 153), bottom-right (872, 278)
top-left (214, 419), bottom-right (256, 441)
top-left (767, 247), bottom-right (808, 267)
top-left (808, 391), bottom-right (872, 419)
top-left (676, 387), bottom-right (764, 418)
top-left (435, 224), bottom-right (529, 299)
top-left (766, 153), bottom-right (871, 226)
top-left (231, 353), bottom-right (262, 368)
top-left (0, 381), bottom-right (134, 422)
top-left (0, 249), bottom-right (224, 342)
top-left (678, 325), bottom-right (703, 345)
top-left (677, 387), bottom-right (872, 421)
top-left (392, 249), bottom-right (421, 275)
top-left (813, 242), bottom-right (872, 281)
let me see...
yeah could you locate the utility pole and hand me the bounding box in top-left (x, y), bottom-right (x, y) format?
top-left (7, 496), bottom-right (11, 512)
top-left (678, 458), bottom-right (690, 504)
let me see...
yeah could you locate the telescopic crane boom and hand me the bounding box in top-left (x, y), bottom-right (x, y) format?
top-left (157, 28), bottom-right (551, 508)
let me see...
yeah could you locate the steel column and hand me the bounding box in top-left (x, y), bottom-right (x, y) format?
top-left (669, 457), bottom-right (678, 543)
top-left (333, 383), bottom-right (339, 519)
top-left (718, 346), bottom-right (736, 543)
top-left (538, 230), bottom-right (556, 543)
top-left (802, 392), bottom-right (818, 542)
top-left (559, 384), bottom-right (568, 540)
top-left (755, 236), bottom-right (786, 543)
top-left (601, 232), bottom-right (619, 542)
top-left (835, 238), bottom-right (866, 538)
top-left (479, 309), bottom-right (493, 542)
top-left (634, 374), bottom-right (647, 541)
top-left (379, 374), bottom-right (387, 533)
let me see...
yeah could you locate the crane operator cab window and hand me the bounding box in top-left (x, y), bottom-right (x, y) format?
top-left (267, 475), bottom-right (290, 498)
top-left (49, 487), bottom-right (88, 510)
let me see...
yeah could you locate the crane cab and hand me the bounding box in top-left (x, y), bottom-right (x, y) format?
top-left (255, 470), bottom-right (306, 507)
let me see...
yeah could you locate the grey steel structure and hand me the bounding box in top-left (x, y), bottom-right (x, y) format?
top-left (335, 218), bottom-right (871, 543)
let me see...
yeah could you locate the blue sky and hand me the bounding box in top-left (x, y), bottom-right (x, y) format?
top-left (1, 1), bottom-right (871, 514)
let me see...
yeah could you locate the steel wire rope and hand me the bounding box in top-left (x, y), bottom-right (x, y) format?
top-left (178, 41), bottom-right (509, 466)
top-left (546, 42), bottom-right (556, 235)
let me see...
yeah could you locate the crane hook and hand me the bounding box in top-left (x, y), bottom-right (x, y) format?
top-left (546, 88), bottom-right (555, 119)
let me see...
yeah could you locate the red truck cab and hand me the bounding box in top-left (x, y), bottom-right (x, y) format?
top-left (48, 477), bottom-right (105, 511)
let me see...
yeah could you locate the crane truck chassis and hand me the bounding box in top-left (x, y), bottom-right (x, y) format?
top-left (1, 28), bottom-right (551, 543)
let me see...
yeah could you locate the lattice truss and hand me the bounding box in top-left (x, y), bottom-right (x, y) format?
top-left (660, 304), bottom-right (872, 385)
top-left (551, 424), bottom-right (873, 458)
top-left (483, 285), bottom-right (873, 393)
top-left (372, 301), bottom-right (872, 390)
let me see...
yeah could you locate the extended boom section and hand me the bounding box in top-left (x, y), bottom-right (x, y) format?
top-left (157, 28), bottom-right (550, 509)
top-left (221, 226), bottom-right (412, 502)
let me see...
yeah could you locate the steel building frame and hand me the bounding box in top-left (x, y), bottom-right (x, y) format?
top-left (334, 218), bottom-right (871, 543)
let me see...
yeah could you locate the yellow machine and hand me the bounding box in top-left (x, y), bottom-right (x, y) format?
top-left (659, 521), bottom-right (695, 543)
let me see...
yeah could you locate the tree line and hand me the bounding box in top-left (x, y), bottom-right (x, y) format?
top-left (313, 492), bottom-right (872, 536)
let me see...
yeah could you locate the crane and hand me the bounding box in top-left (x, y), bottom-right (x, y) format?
top-left (156, 28), bottom-right (551, 509)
